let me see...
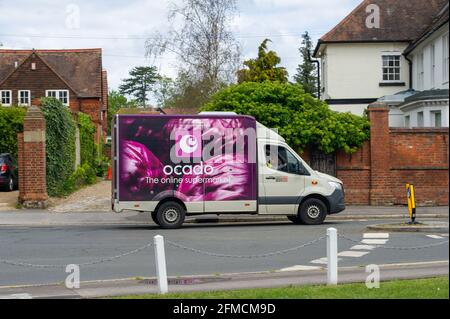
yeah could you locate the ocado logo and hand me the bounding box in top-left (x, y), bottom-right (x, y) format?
top-left (179, 135), bottom-right (199, 154)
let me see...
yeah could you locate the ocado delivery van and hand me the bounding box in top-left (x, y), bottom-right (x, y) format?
top-left (112, 112), bottom-right (345, 229)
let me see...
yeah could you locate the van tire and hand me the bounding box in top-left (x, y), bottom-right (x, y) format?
top-left (299, 198), bottom-right (327, 225)
top-left (151, 211), bottom-right (160, 226)
top-left (155, 202), bottom-right (186, 229)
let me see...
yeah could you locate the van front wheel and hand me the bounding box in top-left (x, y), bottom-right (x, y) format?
top-left (299, 198), bottom-right (327, 225)
top-left (156, 202), bottom-right (186, 229)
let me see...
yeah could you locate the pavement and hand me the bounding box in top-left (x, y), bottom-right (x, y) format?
top-left (0, 261), bottom-right (447, 299)
top-left (0, 206), bottom-right (448, 227)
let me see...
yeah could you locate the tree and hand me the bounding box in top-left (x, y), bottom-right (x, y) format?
top-left (146, 0), bottom-right (240, 97)
top-left (202, 81), bottom-right (370, 154)
top-left (294, 31), bottom-right (318, 96)
top-left (153, 76), bottom-right (176, 108)
top-left (107, 90), bottom-right (138, 135)
top-left (237, 39), bottom-right (288, 84)
top-left (119, 66), bottom-right (160, 107)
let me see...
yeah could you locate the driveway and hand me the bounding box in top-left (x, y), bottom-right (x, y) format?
top-left (48, 181), bottom-right (111, 212)
top-left (0, 191), bottom-right (18, 211)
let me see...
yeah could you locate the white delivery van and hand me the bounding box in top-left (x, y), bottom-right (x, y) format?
top-left (112, 112), bottom-right (345, 228)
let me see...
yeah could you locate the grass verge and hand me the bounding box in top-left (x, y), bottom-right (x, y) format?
top-left (116, 277), bottom-right (449, 299)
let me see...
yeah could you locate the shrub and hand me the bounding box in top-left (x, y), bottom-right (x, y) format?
top-left (41, 98), bottom-right (77, 197)
top-left (62, 163), bottom-right (98, 195)
top-left (0, 107), bottom-right (26, 157)
top-left (78, 112), bottom-right (96, 165)
top-left (202, 81), bottom-right (370, 154)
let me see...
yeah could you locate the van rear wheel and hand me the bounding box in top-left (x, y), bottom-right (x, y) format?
top-left (155, 202), bottom-right (186, 229)
top-left (299, 198), bottom-right (327, 225)
top-left (151, 211), bottom-right (160, 226)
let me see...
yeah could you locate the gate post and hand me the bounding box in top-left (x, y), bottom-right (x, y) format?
top-left (18, 105), bottom-right (48, 209)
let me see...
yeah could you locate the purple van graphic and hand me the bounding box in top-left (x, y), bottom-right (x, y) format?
top-left (118, 116), bottom-right (257, 202)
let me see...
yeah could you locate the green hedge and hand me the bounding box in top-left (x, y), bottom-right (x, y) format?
top-left (0, 107), bottom-right (26, 158)
top-left (41, 98), bottom-right (77, 197)
top-left (78, 112), bottom-right (96, 165)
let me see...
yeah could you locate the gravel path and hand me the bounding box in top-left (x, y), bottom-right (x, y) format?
top-left (48, 181), bottom-right (111, 212)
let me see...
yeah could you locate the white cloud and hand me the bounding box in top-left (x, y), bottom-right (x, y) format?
top-left (0, 0), bottom-right (361, 90)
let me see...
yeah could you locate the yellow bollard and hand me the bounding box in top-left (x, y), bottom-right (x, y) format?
top-left (406, 184), bottom-right (417, 224)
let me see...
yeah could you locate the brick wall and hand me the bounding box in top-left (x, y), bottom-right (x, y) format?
top-left (310, 103), bottom-right (449, 206)
top-left (18, 106), bottom-right (48, 209)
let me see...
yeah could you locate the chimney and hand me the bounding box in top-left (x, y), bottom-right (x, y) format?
top-left (14, 61), bottom-right (18, 68)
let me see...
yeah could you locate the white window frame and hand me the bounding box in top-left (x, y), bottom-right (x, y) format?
top-left (430, 110), bottom-right (442, 128)
top-left (0, 90), bottom-right (12, 106)
top-left (443, 33), bottom-right (449, 84)
top-left (381, 52), bottom-right (402, 83)
top-left (45, 90), bottom-right (70, 106)
top-left (430, 44), bottom-right (436, 88)
top-left (18, 90), bottom-right (31, 106)
top-left (417, 53), bottom-right (424, 90)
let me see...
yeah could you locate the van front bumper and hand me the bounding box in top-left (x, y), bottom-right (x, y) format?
top-left (327, 188), bottom-right (345, 214)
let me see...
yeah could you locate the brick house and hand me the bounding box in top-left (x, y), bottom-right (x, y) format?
top-left (0, 48), bottom-right (108, 142)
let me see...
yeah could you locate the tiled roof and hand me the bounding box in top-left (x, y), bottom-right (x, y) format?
top-left (318, 0), bottom-right (448, 44)
top-left (0, 49), bottom-right (103, 97)
top-left (404, 2), bottom-right (449, 55)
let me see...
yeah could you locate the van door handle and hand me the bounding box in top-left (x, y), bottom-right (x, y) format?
top-left (265, 176), bottom-right (276, 180)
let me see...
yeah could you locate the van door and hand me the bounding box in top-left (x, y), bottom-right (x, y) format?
top-left (259, 144), bottom-right (308, 215)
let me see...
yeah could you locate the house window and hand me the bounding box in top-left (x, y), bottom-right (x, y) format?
top-left (46, 90), bottom-right (69, 106)
top-left (382, 55), bottom-right (401, 82)
top-left (443, 33), bottom-right (449, 83)
top-left (431, 111), bottom-right (442, 128)
top-left (404, 115), bottom-right (410, 128)
top-left (18, 90), bottom-right (31, 106)
top-left (417, 53), bottom-right (424, 90)
top-left (417, 111), bottom-right (424, 127)
top-left (0, 90), bottom-right (12, 106)
top-left (430, 44), bottom-right (435, 88)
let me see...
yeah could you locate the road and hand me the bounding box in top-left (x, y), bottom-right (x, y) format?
top-left (0, 219), bottom-right (448, 287)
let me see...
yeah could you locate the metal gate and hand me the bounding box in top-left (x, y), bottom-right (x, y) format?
top-left (309, 147), bottom-right (336, 177)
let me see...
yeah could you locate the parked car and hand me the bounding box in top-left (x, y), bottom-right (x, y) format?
top-left (0, 153), bottom-right (19, 192)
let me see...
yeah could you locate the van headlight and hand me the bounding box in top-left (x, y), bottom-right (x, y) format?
top-left (328, 181), bottom-right (343, 190)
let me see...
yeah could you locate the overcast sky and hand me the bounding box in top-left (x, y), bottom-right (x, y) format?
top-left (0, 0), bottom-right (361, 90)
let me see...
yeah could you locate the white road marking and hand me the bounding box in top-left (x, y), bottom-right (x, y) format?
top-left (350, 245), bottom-right (376, 250)
top-left (310, 257), bottom-right (342, 265)
top-left (427, 235), bottom-right (444, 239)
top-left (363, 233), bottom-right (390, 239)
top-left (361, 239), bottom-right (389, 245)
top-left (338, 251), bottom-right (370, 258)
top-left (440, 234), bottom-right (448, 237)
top-left (0, 293), bottom-right (32, 299)
top-left (279, 265), bottom-right (322, 272)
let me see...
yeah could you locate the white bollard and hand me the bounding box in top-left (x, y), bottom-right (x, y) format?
top-left (154, 235), bottom-right (168, 294)
top-left (327, 227), bottom-right (338, 285)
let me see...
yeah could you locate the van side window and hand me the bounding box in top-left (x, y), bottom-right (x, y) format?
top-left (265, 145), bottom-right (307, 175)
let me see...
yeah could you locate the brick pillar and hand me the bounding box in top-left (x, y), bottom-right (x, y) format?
top-left (368, 102), bottom-right (393, 205)
top-left (18, 105), bottom-right (48, 209)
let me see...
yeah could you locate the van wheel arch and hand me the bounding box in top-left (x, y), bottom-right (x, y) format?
top-left (298, 194), bottom-right (330, 214)
top-left (154, 197), bottom-right (187, 215)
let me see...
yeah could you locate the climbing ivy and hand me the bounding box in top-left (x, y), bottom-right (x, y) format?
top-left (41, 98), bottom-right (76, 196)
